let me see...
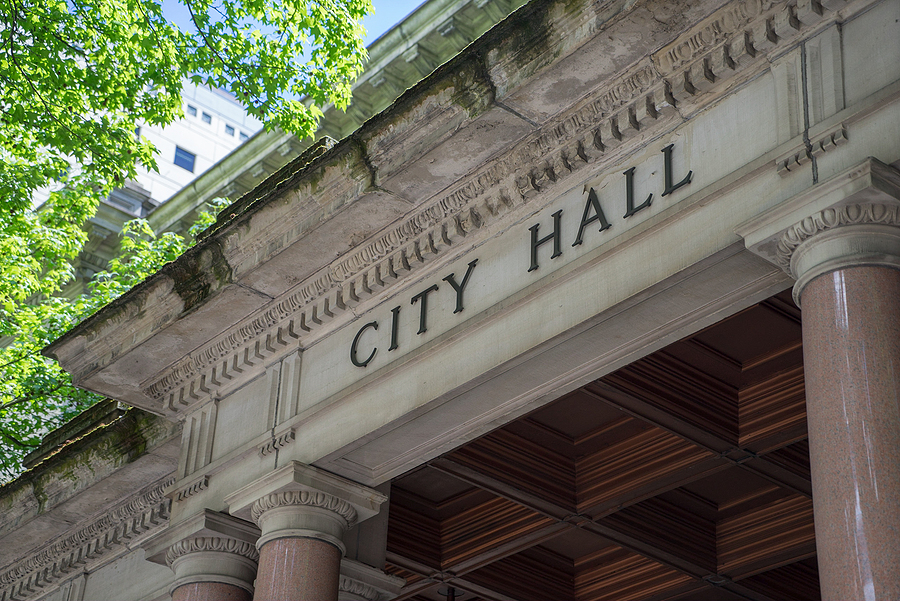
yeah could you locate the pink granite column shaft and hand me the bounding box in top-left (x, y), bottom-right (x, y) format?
top-left (253, 537), bottom-right (342, 601)
top-left (801, 265), bottom-right (900, 600)
top-left (172, 581), bottom-right (253, 601)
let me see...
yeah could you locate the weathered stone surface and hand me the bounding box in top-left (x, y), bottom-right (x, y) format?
top-left (0, 409), bottom-right (179, 599)
top-left (22, 399), bottom-right (126, 469)
top-left (45, 0), bottom-right (892, 430)
top-left (0, 410), bottom-right (176, 544)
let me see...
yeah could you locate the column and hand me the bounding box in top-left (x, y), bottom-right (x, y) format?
top-left (251, 491), bottom-right (349, 600)
top-left (225, 461), bottom-right (387, 601)
top-left (736, 159), bottom-right (900, 601)
top-left (166, 536), bottom-right (258, 601)
top-left (787, 203), bottom-right (900, 601)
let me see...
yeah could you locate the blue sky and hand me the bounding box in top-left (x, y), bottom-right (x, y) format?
top-left (161, 1), bottom-right (426, 47)
top-left (362, 1), bottom-right (425, 45)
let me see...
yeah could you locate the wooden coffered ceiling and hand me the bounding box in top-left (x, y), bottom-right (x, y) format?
top-left (384, 290), bottom-right (820, 601)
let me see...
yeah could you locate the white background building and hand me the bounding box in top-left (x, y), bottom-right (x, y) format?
top-left (135, 84), bottom-right (263, 206)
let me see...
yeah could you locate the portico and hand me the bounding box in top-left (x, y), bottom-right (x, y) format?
top-left (14, 0), bottom-right (900, 599)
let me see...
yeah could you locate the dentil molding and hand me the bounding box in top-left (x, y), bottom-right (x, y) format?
top-left (0, 477), bottom-right (173, 601)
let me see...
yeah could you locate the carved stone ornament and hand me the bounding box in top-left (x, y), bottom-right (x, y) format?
top-left (250, 490), bottom-right (359, 528)
top-left (128, 0), bottom-right (849, 418)
top-left (775, 203), bottom-right (900, 273)
top-left (339, 575), bottom-right (386, 601)
top-left (1, 478), bottom-right (173, 601)
top-left (165, 536), bottom-right (260, 567)
top-left (259, 429), bottom-right (296, 457)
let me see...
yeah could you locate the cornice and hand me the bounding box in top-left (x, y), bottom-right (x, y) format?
top-left (250, 491), bottom-right (359, 528)
top-left (75, 0), bottom-right (852, 418)
top-left (0, 477), bottom-right (174, 601)
top-left (165, 536), bottom-right (259, 566)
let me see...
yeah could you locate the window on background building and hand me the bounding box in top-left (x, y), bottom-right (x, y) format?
top-left (240, 132), bottom-right (249, 141)
top-left (174, 146), bottom-right (196, 172)
top-left (134, 126), bottom-right (141, 140)
top-left (187, 105), bottom-right (197, 117)
top-left (225, 124), bottom-right (235, 136)
top-left (202, 112), bottom-right (212, 124)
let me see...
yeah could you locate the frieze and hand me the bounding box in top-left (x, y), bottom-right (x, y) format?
top-left (139, 0), bottom-right (847, 416)
top-left (0, 478), bottom-right (174, 601)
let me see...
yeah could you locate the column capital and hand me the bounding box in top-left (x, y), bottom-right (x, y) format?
top-left (225, 461), bottom-right (387, 553)
top-left (143, 508), bottom-right (261, 565)
top-left (251, 490), bottom-right (358, 527)
top-left (165, 536), bottom-right (260, 566)
top-left (736, 158), bottom-right (900, 304)
top-left (164, 536), bottom-right (259, 596)
top-left (141, 509), bottom-right (260, 597)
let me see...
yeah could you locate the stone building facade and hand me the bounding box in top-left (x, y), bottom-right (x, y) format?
top-left (65, 0), bottom-right (528, 297)
top-left (4, 0), bottom-right (900, 599)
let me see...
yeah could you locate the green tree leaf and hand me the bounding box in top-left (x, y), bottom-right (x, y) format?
top-left (0, 0), bottom-right (372, 481)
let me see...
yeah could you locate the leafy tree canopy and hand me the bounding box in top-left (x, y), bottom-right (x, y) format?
top-left (0, 0), bottom-right (372, 480)
top-left (0, 214), bottom-right (191, 480)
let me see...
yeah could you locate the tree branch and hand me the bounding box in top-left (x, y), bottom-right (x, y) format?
top-left (0, 382), bottom-right (67, 412)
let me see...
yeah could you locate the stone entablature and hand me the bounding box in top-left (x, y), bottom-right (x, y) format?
top-left (0, 407), bottom-right (179, 601)
top-left (46, 0), bottom-right (871, 423)
top-left (0, 477), bottom-right (173, 601)
top-left (42, 0), bottom-right (900, 523)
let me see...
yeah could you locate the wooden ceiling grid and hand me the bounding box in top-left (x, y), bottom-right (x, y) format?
top-left (384, 290), bottom-right (820, 600)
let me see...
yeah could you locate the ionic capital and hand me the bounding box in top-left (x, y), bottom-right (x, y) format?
top-left (251, 490), bottom-right (358, 528)
top-left (165, 536), bottom-right (260, 567)
top-left (777, 203), bottom-right (900, 303)
top-left (736, 158), bottom-right (900, 305)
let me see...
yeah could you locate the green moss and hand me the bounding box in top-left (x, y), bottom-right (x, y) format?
top-left (0, 409), bottom-right (179, 519)
top-left (169, 242), bottom-right (233, 312)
